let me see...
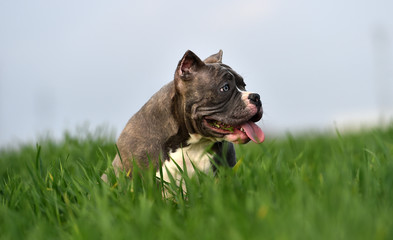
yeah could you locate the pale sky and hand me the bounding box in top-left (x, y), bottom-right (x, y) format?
top-left (1, 0), bottom-right (393, 146)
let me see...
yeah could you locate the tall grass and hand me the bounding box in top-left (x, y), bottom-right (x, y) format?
top-left (1, 125), bottom-right (393, 239)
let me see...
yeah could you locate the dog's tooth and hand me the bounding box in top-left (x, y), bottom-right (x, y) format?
top-left (240, 127), bottom-right (244, 132)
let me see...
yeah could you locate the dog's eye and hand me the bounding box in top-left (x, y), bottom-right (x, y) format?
top-left (220, 84), bottom-right (230, 92)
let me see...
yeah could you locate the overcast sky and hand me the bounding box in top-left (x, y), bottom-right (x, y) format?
top-left (1, 0), bottom-right (393, 146)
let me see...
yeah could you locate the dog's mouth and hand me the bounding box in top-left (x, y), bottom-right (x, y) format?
top-left (203, 117), bottom-right (265, 144)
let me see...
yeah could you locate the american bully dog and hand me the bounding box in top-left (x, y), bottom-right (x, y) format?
top-left (101, 50), bottom-right (264, 183)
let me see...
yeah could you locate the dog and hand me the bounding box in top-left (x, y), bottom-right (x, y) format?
top-left (101, 50), bottom-right (264, 183)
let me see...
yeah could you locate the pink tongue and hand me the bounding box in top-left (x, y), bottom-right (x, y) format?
top-left (241, 121), bottom-right (265, 143)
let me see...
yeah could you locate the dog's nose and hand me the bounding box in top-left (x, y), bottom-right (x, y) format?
top-left (248, 93), bottom-right (261, 107)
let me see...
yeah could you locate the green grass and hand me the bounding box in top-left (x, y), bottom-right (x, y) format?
top-left (1, 125), bottom-right (393, 240)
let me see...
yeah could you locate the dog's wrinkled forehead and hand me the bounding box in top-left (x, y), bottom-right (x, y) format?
top-left (206, 63), bottom-right (247, 91)
top-left (175, 50), bottom-right (247, 94)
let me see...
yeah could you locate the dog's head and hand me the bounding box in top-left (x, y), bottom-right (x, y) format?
top-left (174, 50), bottom-right (264, 144)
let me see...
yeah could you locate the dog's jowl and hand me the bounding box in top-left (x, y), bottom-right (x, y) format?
top-left (102, 50), bottom-right (264, 183)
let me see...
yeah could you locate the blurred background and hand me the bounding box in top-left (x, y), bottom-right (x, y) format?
top-left (1, 0), bottom-right (393, 146)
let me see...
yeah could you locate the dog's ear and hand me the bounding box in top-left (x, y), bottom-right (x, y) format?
top-left (203, 50), bottom-right (223, 64)
top-left (176, 50), bottom-right (205, 80)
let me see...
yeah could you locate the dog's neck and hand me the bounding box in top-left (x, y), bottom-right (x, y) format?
top-left (163, 84), bottom-right (195, 159)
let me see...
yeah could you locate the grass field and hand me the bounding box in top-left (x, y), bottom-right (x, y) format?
top-left (1, 125), bottom-right (393, 240)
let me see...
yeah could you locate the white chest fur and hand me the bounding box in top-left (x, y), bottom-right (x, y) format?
top-left (156, 134), bottom-right (213, 184)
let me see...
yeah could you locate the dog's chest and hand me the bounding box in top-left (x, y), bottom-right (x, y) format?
top-left (156, 134), bottom-right (213, 183)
